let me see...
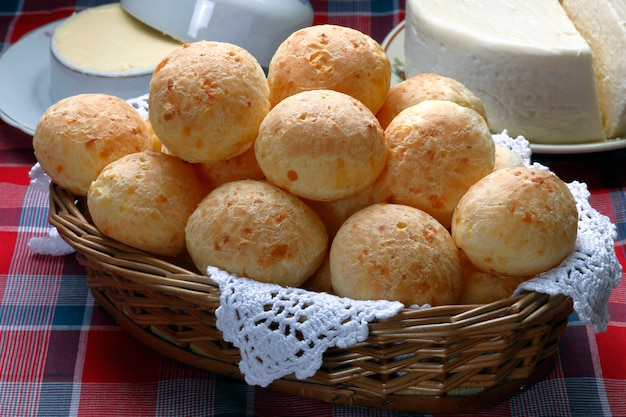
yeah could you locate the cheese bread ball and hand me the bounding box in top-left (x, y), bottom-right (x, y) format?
top-left (459, 269), bottom-right (529, 305)
top-left (193, 146), bottom-right (265, 190)
top-left (267, 24), bottom-right (391, 113)
top-left (87, 150), bottom-right (206, 257)
top-left (376, 73), bottom-right (489, 129)
top-left (145, 118), bottom-right (164, 152)
top-left (301, 252), bottom-right (333, 294)
top-left (255, 89), bottom-right (387, 202)
top-left (33, 93), bottom-right (151, 196)
top-left (452, 167), bottom-right (578, 277)
top-left (458, 252), bottom-right (529, 304)
top-left (304, 185), bottom-right (375, 239)
top-left (330, 203), bottom-right (463, 306)
top-left (149, 41), bottom-right (270, 164)
top-left (185, 180), bottom-right (328, 286)
top-left (372, 100), bottom-right (495, 229)
top-left (493, 144), bottom-right (525, 170)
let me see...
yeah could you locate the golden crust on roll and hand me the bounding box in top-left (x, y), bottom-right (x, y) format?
top-left (376, 73), bottom-right (489, 129)
top-left (185, 180), bottom-right (328, 286)
top-left (149, 41), bottom-right (270, 164)
top-left (301, 252), bottom-right (333, 294)
top-left (267, 24), bottom-right (391, 113)
top-left (330, 203), bottom-right (463, 306)
top-left (452, 167), bottom-right (578, 277)
top-left (87, 150), bottom-right (206, 257)
top-left (255, 89), bottom-right (387, 202)
top-left (33, 93), bottom-right (151, 196)
top-left (458, 252), bottom-right (529, 304)
top-left (194, 146), bottom-right (265, 190)
top-left (372, 100), bottom-right (495, 229)
top-left (459, 269), bottom-right (529, 305)
top-left (145, 118), bottom-right (164, 152)
top-left (493, 144), bottom-right (525, 170)
top-left (304, 185), bottom-right (375, 239)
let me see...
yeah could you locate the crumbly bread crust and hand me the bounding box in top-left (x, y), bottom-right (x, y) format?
top-left (372, 100), bottom-right (494, 228)
top-left (33, 93), bottom-right (151, 196)
top-left (255, 90), bottom-right (387, 202)
top-left (267, 24), bottom-right (391, 113)
top-left (330, 203), bottom-right (463, 306)
top-left (376, 73), bottom-right (488, 129)
top-left (149, 41), bottom-right (270, 164)
top-left (185, 180), bottom-right (328, 286)
top-left (452, 167), bottom-right (578, 276)
top-left (87, 150), bottom-right (206, 257)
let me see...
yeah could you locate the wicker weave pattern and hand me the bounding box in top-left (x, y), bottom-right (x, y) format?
top-left (49, 183), bottom-right (572, 414)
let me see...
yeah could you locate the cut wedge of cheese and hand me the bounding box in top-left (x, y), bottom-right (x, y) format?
top-left (404, 0), bottom-right (608, 144)
top-left (561, 0), bottom-right (626, 139)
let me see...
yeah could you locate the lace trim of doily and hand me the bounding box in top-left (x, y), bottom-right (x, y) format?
top-left (128, 94), bottom-right (149, 119)
top-left (209, 267), bottom-right (403, 387)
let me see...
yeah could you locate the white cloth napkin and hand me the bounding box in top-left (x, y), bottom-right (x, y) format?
top-left (27, 163), bottom-right (74, 256)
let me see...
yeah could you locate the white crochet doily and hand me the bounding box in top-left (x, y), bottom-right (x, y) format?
top-left (208, 267), bottom-right (403, 387)
top-left (128, 94), bottom-right (150, 119)
top-left (30, 94), bottom-right (621, 388)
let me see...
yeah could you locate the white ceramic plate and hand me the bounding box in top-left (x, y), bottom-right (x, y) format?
top-left (0, 20), bottom-right (64, 136)
top-left (381, 21), bottom-right (626, 155)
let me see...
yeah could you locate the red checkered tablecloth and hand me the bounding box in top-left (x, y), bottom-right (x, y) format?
top-left (1, 1), bottom-right (625, 416)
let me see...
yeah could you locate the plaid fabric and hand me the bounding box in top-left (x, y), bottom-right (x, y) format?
top-left (311, 0), bottom-right (405, 43)
top-left (1, 1), bottom-right (625, 416)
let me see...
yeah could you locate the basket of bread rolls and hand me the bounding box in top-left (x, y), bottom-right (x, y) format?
top-left (39, 24), bottom-right (604, 414)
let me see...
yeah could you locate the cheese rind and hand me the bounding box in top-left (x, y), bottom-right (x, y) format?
top-left (561, 0), bottom-right (626, 139)
top-left (53, 4), bottom-right (181, 73)
top-left (404, 0), bottom-right (606, 144)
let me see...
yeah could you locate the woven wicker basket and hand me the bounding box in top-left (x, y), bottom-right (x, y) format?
top-left (48, 182), bottom-right (573, 414)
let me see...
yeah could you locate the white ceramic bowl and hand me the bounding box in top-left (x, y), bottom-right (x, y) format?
top-left (49, 4), bottom-right (182, 103)
top-left (120, 0), bottom-right (314, 68)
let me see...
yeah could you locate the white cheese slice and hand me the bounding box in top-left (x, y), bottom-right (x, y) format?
top-left (561, 0), bottom-right (626, 139)
top-left (404, 0), bottom-right (606, 144)
top-left (54, 3), bottom-right (182, 73)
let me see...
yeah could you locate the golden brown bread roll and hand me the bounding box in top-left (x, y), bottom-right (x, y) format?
top-left (330, 203), bottom-right (463, 306)
top-left (87, 150), bottom-right (206, 257)
top-left (267, 24), bottom-right (391, 113)
top-left (255, 89), bottom-right (387, 202)
top-left (493, 144), bottom-right (525, 170)
top-left (376, 73), bottom-right (489, 129)
top-left (458, 269), bottom-right (529, 305)
top-left (458, 252), bottom-right (529, 304)
top-left (452, 167), bottom-right (578, 277)
top-left (149, 41), bottom-right (270, 164)
top-left (185, 180), bottom-right (328, 286)
top-left (193, 146), bottom-right (265, 190)
top-left (33, 93), bottom-right (151, 196)
top-left (301, 251), bottom-right (333, 294)
top-left (304, 185), bottom-right (375, 239)
top-left (372, 100), bottom-right (495, 229)
top-left (145, 118), bottom-right (164, 152)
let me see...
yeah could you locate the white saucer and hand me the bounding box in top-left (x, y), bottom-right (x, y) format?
top-left (0, 20), bottom-right (64, 136)
top-left (381, 21), bottom-right (626, 155)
